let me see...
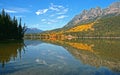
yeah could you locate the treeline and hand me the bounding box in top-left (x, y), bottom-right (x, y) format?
top-left (0, 9), bottom-right (27, 40)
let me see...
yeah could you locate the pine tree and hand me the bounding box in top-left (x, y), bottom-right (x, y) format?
top-left (0, 9), bottom-right (27, 40)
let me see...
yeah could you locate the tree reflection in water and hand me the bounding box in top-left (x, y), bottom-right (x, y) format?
top-left (42, 38), bottom-right (120, 72)
top-left (0, 40), bottom-right (25, 68)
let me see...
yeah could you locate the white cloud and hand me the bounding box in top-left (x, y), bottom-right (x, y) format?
top-left (4, 9), bottom-right (17, 13)
top-left (49, 20), bottom-right (58, 23)
top-left (41, 19), bottom-right (46, 22)
top-left (49, 3), bottom-right (68, 13)
top-left (43, 19), bottom-right (58, 24)
top-left (49, 6), bottom-right (59, 11)
top-left (49, 3), bottom-right (60, 11)
top-left (14, 7), bottom-right (30, 13)
top-left (9, 7), bottom-right (30, 13)
top-left (35, 3), bottom-right (68, 16)
top-left (58, 5), bottom-right (64, 8)
top-left (36, 3), bottom-right (69, 26)
top-left (49, 3), bottom-right (69, 17)
top-left (57, 8), bottom-right (68, 14)
top-left (2, 7), bottom-right (30, 13)
top-left (46, 22), bottom-right (52, 24)
top-left (36, 9), bottom-right (48, 15)
top-left (57, 15), bottom-right (68, 19)
top-left (50, 14), bottom-right (55, 17)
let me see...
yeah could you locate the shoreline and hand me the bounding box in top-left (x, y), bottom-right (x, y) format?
top-left (76, 37), bottom-right (120, 39)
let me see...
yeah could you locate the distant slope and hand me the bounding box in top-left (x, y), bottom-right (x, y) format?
top-left (25, 28), bottom-right (43, 34)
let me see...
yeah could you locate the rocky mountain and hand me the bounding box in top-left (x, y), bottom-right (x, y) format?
top-left (25, 28), bottom-right (43, 34)
top-left (64, 2), bottom-right (120, 28)
top-left (38, 2), bottom-right (120, 38)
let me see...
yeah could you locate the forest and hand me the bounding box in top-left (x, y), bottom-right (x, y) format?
top-left (0, 9), bottom-right (26, 40)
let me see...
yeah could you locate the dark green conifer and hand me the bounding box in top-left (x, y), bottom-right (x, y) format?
top-left (0, 9), bottom-right (27, 40)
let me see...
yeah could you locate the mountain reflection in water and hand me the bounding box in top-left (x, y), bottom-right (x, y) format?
top-left (0, 39), bottom-right (120, 75)
top-left (42, 39), bottom-right (120, 72)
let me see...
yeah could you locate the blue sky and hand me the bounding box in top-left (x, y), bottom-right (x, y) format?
top-left (0, 0), bottom-right (117, 30)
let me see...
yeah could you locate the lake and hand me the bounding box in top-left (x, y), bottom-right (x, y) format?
top-left (0, 39), bottom-right (120, 75)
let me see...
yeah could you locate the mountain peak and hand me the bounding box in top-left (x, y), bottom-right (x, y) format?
top-left (25, 28), bottom-right (43, 34)
top-left (64, 2), bottom-right (120, 28)
top-left (109, 2), bottom-right (120, 8)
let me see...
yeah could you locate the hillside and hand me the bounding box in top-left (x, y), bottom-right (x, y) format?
top-left (64, 15), bottom-right (120, 37)
top-left (40, 15), bottom-right (120, 38)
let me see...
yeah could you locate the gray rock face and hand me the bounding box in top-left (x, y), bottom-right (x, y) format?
top-left (64, 2), bottom-right (120, 28)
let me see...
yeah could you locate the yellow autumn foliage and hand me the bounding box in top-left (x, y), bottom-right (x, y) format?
top-left (42, 38), bottom-right (95, 53)
top-left (66, 42), bottom-right (94, 53)
top-left (67, 22), bottom-right (95, 32)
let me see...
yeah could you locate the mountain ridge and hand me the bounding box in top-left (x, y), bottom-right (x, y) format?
top-left (64, 2), bottom-right (120, 28)
top-left (25, 28), bottom-right (43, 34)
top-left (38, 2), bottom-right (120, 38)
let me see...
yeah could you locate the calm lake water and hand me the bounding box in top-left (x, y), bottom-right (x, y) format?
top-left (0, 39), bottom-right (120, 75)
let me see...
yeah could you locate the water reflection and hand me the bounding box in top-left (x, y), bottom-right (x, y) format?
top-left (0, 39), bottom-right (120, 75)
top-left (42, 39), bottom-right (120, 72)
top-left (0, 40), bottom-right (25, 68)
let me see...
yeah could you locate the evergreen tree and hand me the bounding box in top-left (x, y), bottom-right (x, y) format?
top-left (0, 9), bottom-right (27, 40)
